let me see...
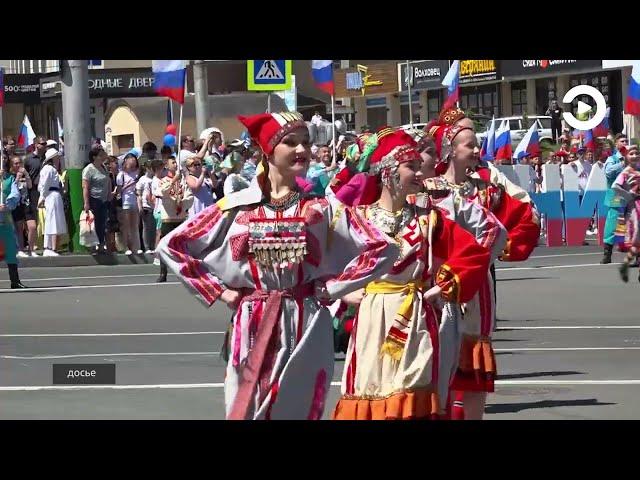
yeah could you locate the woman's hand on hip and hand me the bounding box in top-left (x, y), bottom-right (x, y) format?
top-left (342, 288), bottom-right (365, 306)
top-left (220, 289), bottom-right (242, 309)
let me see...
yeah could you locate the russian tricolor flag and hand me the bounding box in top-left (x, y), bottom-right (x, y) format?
top-left (625, 61), bottom-right (640, 115)
top-left (312, 60), bottom-right (335, 96)
top-left (480, 117), bottom-right (496, 161)
top-left (494, 120), bottom-right (513, 162)
top-left (17, 115), bottom-right (36, 149)
top-left (441, 60), bottom-right (460, 110)
top-left (593, 107), bottom-right (610, 137)
top-left (583, 128), bottom-right (595, 150)
top-left (512, 121), bottom-right (540, 162)
top-left (0, 67), bottom-right (4, 107)
top-left (152, 60), bottom-right (187, 104)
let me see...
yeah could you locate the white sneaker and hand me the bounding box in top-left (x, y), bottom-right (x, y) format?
top-left (586, 229), bottom-right (595, 236)
top-left (136, 249), bottom-right (144, 255)
top-left (43, 249), bottom-right (59, 257)
top-left (125, 250), bottom-right (133, 255)
top-left (145, 249), bottom-right (154, 254)
top-left (153, 258), bottom-right (160, 266)
top-left (17, 251), bottom-right (29, 258)
top-left (30, 251), bottom-right (40, 257)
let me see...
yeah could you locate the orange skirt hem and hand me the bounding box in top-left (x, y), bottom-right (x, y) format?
top-left (332, 388), bottom-right (441, 420)
top-left (450, 335), bottom-right (496, 393)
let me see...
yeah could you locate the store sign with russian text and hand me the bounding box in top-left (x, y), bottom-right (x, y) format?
top-left (398, 60), bottom-right (449, 91)
top-left (40, 69), bottom-right (157, 99)
top-left (4, 74), bottom-right (41, 104)
top-left (501, 60), bottom-right (602, 77)
top-left (459, 60), bottom-right (499, 84)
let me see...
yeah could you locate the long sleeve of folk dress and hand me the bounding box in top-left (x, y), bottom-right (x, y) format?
top-left (431, 211), bottom-right (492, 304)
top-left (612, 169), bottom-right (639, 204)
top-left (492, 190), bottom-right (541, 262)
top-left (323, 195), bottom-right (400, 300)
top-left (157, 203), bottom-right (232, 307)
top-left (157, 194), bottom-right (399, 308)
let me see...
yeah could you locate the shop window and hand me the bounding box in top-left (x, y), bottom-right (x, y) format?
top-left (401, 104), bottom-right (421, 125)
top-left (427, 91), bottom-right (441, 121)
top-left (511, 80), bottom-right (527, 116)
top-left (483, 92), bottom-right (492, 108)
top-left (366, 107), bottom-right (388, 132)
top-left (113, 134), bottom-right (134, 155)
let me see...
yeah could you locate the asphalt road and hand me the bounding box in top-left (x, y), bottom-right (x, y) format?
top-left (1, 245), bottom-right (639, 420)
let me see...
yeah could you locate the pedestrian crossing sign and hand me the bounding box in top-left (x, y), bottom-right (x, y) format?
top-left (247, 60), bottom-right (292, 91)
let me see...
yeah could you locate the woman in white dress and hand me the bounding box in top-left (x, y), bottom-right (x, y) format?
top-left (38, 149), bottom-right (67, 256)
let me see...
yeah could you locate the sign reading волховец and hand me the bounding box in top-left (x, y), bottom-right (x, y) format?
top-left (398, 60), bottom-right (450, 91)
top-left (40, 68), bottom-right (156, 99)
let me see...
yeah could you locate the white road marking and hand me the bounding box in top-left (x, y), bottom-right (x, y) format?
top-left (497, 326), bottom-right (640, 330)
top-left (495, 380), bottom-right (640, 385)
top-left (0, 351), bottom-right (220, 360)
top-left (0, 331), bottom-right (225, 338)
top-left (495, 347), bottom-right (640, 352)
top-left (3, 379), bottom-right (640, 392)
top-left (497, 262), bottom-right (622, 271)
top-left (0, 273), bottom-right (162, 282)
top-left (528, 252), bottom-right (601, 259)
top-left (0, 282), bottom-right (179, 293)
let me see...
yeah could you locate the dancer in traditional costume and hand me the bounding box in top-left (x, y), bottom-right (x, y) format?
top-left (332, 127), bottom-right (491, 420)
top-left (411, 126), bottom-right (508, 419)
top-left (157, 112), bottom-right (399, 420)
top-left (602, 134), bottom-right (630, 264)
top-left (613, 144), bottom-right (640, 282)
top-left (424, 118), bottom-right (540, 419)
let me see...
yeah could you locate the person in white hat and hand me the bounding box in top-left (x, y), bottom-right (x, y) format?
top-left (199, 127), bottom-right (225, 162)
top-left (37, 149), bottom-right (67, 256)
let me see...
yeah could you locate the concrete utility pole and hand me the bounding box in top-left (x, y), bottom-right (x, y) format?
top-left (193, 60), bottom-right (210, 135)
top-left (61, 60), bottom-right (91, 252)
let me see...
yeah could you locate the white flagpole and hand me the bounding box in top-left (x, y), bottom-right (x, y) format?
top-left (454, 60), bottom-right (460, 109)
top-left (177, 103), bottom-right (184, 171)
top-left (331, 94), bottom-right (337, 165)
top-left (176, 66), bottom-right (185, 173)
top-left (407, 60), bottom-right (413, 129)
